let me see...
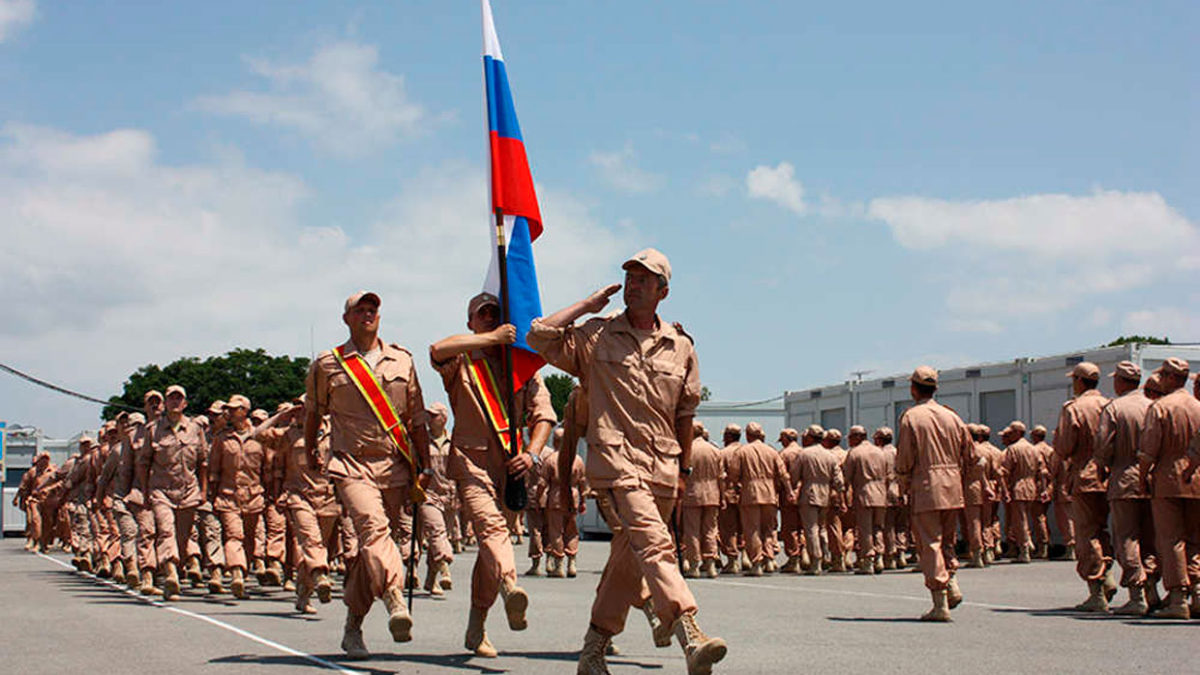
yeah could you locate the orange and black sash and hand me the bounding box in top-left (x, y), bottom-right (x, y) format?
top-left (332, 345), bottom-right (417, 472)
top-left (466, 356), bottom-right (518, 457)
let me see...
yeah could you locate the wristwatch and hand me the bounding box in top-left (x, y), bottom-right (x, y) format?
top-left (530, 452), bottom-right (542, 466)
top-left (421, 468), bottom-right (435, 477)
top-left (680, 466), bottom-right (693, 477)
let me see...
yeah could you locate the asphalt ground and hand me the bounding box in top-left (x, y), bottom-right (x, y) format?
top-left (2, 538), bottom-right (1196, 674)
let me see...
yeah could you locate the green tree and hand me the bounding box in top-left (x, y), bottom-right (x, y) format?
top-left (700, 385), bottom-right (712, 402)
top-left (103, 348), bottom-right (310, 420)
top-left (543, 372), bottom-right (576, 420)
top-left (1107, 335), bottom-right (1170, 347)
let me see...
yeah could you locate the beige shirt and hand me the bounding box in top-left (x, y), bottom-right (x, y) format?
top-left (427, 431), bottom-right (456, 507)
top-left (1094, 389), bottom-right (1152, 500)
top-left (260, 423), bottom-right (337, 514)
top-left (896, 398), bottom-right (970, 513)
top-left (792, 444), bottom-right (844, 507)
top-left (962, 441), bottom-right (991, 506)
top-left (1002, 438), bottom-right (1046, 501)
top-left (880, 443), bottom-right (901, 506)
top-left (720, 442), bottom-right (742, 505)
top-left (1054, 388), bottom-right (1110, 494)
top-left (65, 448), bottom-right (96, 503)
top-left (307, 340), bottom-right (429, 488)
top-left (844, 440), bottom-right (889, 508)
top-left (543, 449), bottom-right (588, 511)
top-left (139, 415), bottom-right (207, 508)
top-left (528, 313), bottom-right (701, 493)
top-left (210, 427), bottom-right (266, 513)
top-left (726, 440), bottom-right (791, 506)
top-left (682, 437), bottom-right (723, 508)
top-left (1138, 388), bottom-right (1200, 499)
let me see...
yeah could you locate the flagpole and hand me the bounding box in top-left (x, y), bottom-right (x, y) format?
top-left (495, 207), bottom-right (528, 511)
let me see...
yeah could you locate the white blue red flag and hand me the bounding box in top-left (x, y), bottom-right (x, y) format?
top-left (481, 0), bottom-right (545, 393)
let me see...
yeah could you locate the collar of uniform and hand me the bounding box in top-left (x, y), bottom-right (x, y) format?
top-left (1077, 389), bottom-right (1103, 400)
top-left (611, 310), bottom-right (671, 342)
top-left (341, 338), bottom-right (404, 363)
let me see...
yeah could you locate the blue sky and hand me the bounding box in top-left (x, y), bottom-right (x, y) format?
top-left (0, 1), bottom-right (1196, 436)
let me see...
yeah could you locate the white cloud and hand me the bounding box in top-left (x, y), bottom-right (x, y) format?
top-left (196, 41), bottom-right (434, 157)
top-left (746, 161), bottom-right (806, 215)
top-left (867, 189), bottom-right (1200, 326)
top-left (0, 0), bottom-right (34, 43)
top-left (1120, 308), bottom-right (1200, 342)
top-left (588, 143), bottom-right (664, 194)
top-left (0, 124), bottom-right (636, 436)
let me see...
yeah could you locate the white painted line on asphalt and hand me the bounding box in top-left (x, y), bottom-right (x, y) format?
top-left (37, 552), bottom-right (362, 675)
top-left (707, 577), bottom-right (1033, 611)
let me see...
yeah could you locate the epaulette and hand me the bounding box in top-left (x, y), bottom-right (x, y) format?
top-left (389, 343), bottom-right (412, 356)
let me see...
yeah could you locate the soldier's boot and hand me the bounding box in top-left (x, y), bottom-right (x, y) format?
top-left (702, 559), bottom-right (719, 579)
top-left (452, 540), bottom-right (464, 554)
top-left (184, 556), bottom-right (203, 586)
top-left (780, 556), bottom-right (799, 574)
top-left (500, 578), bottom-right (529, 631)
top-left (1035, 543), bottom-right (1049, 559)
top-left (567, 555), bottom-right (578, 578)
top-left (800, 548), bottom-right (812, 571)
top-left (1150, 588), bottom-right (1190, 620)
top-left (438, 561), bottom-right (453, 590)
top-left (739, 551), bottom-right (751, 570)
top-left (920, 589), bottom-right (952, 622)
top-left (606, 642), bottom-right (621, 656)
top-left (315, 572), bottom-right (333, 603)
top-left (550, 556), bottom-right (567, 578)
top-left (576, 626), bottom-right (612, 674)
top-left (283, 576), bottom-right (296, 593)
top-left (743, 561), bottom-right (763, 577)
top-left (96, 557), bottom-right (112, 579)
top-left (642, 599), bottom-right (672, 647)
top-left (294, 583), bottom-right (317, 615)
top-left (1064, 545), bottom-right (1076, 561)
top-left (896, 550), bottom-right (909, 569)
top-left (804, 556), bottom-right (823, 576)
top-left (672, 611), bottom-right (727, 675)
top-left (231, 567), bottom-right (248, 599)
top-left (683, 559), bottom-right (699, 579)
top-left (1015, 546), bottom-right (1031, 564)
top-left (79, 552), bottom-right (93, 573)
top-left (383, 584), bottom-right (414, 642)
top-left (264, 558), bottom-right (284, 587)
top-left (423, 559), bottom-right (444, 597)
top-left (720, 556), bottom-right (740, 575)
top-left (967, 550), bottom-right (984, 568)
top-left (139, 569), bottom-right (161, 596)
top-left (404, 564), bottom-right (420, 590)
top-left (854, 555), bottom-right (872, 575)
top-left (515, 531), bottom-right (523, 545)
top-left (1102, 564), bottom-right (1119, 602)
top-left (207, 567), bottom-right (225, 595)
top-left (764, 557), bottom-right (778, 573)
top-left (874, 554), bottom-right (884, 574)
top-left (1114, 584), bottom-right (1149, 616)
top-left (1145, 578), bottom-right (1162, 610)
top-left (1074, 580), bottom-right (1109, 613)
top-left (883, 554), bottom-right (896, 570)
top-left (525, 556), bottom-right (542, 576)
top-left (830, 556), bottom-right (846, 573)
top-left (1190, 586), bottom-right (1200, 618)
top-left (23, 539), bottom-right (34, 551)
top-left (465, 605), bottom-right (498, 658)
top-left (111, 560), bottom-right (125, 584)
top-left (163, 561), bottom-right (182, 601)
top-left (946, 575), bottom-right (963, 609)
top-left (982, 548), bottom-right (995, 566)
top-left (341, 612), bottom-right (370, 660)
top-left (251, 558), bottom-right (267, 585)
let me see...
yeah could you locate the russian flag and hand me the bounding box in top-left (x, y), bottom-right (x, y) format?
top-left (481, 0), bottom-right (545, 393)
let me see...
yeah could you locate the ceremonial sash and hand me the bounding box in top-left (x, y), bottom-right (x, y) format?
top-left (332, 345), bottom-right (417, 470)
top-left (466, 356), bottom-right (517, 457)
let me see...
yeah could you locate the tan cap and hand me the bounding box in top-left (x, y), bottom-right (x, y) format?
top-left (1109, 360), bottom-right (1141, 381)
top-left (692, 419), bottom-right (706, 434)
top-left (275, 402), bottom-right (291, 414)
top-left (805, 424), bottom-right (826, 438)
top-left (1031, 424), bottom-right (1047, 435)
top-left (745, 421), bottom-right (764, 437)
top-left (980, 425), bottom-right (992, 436)
top-left (1067, 361), bottom-right (1100, 380)
top-left (226, 394), bottom-right (251, 410)
top-left (468, 292), bottom-right (500, 317)
top-left (825, 428), bottom-right (843, 441)
top-left (35, 452), bottom-right (50, 463)
top-left (1155, 357), bottom-right (1189, 378)
top-left (1008, 420), bottom-right (1027, 435)
top-left (910, 365), bottom-right (938, 386)
top-left (143, 389), bottom-right (164, 402)
top-left (848, 425), bottom-right (867, 437)
top-left (80, 435), bottom-right (96, 447)
top-left (165, 384), bottom-right (186, 398)
top-left (250, 408), bottom-right (269, 423)
top-left (965, 423), bottom-right (979, 434)
top-left (622, 248), bottom-right (672, 282)
top-left (343, 290), bottom-right (381, 313)
top-left (208, 400), bottom-right (226, 415)
top-left (116, 411), bottom-right (130, 422)
top-left (194, 415), bottom-right (210, 427)
top-left (874, 426), bottom-right (893, 438)
top-left (426, 401), bottom-right (449, 418)
top-left (129, 412), bottom-right (146, 425)
top-left (779, 427), bottom-right (799, 440)
top-left (723, 423), bottom-right (742, 435)
top-left (1144, 373), bottom-right (1165, 394)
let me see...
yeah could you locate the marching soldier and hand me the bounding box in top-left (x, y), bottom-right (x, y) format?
top-left (418, 402), bottom-right (456, 595)
top-left (998, 422), bottom-right (1046, 564)
top-left (820, 429), bottom-right (850, 572)
top-left (1029, 425), bottom-right (1055, 559)
top-left (726, 422), bottom-right (791, 577)
top-left (1054, 362), bottom-right (1114, 611)
top-left (15, 453), bottom-right (54, 552)
top-left (1137, 357), bottom-right (1200, 618)
top-left (961, 424), bottom-right (992, 568)
top-left (64, 437), bottom-right (98, 572)
top-left (306, 291), bottom-right (434, 659)
top-left (430, 291), bottom-right (552, 657)
top-left (896, 366), bottom-right (970, 622)
top-left (717, 424), bottom-right (744, 574)
top-left (1094, 361), bottom-right (1156, 615)
top-left (680, 420), bottom-right (723, 578)
top-left (136, 385), bottom-right (208, 602)
top-left (543, 429), bottom-right (589, 578)
top-left (843, 425), bottom-right (889, 574)
top-left (875, 427), bottom-right (905, 569)
top-left (528, 248), bottom-right (727, 673)
top-left (793, 425), bottom-right (842, 575)
top-left (777, 429), bottom-right (804, 574)
top-left (211, 395), bottom-right (268, 599)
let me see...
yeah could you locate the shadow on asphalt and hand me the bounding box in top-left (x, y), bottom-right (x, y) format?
top-left (211, 650), bottom-right (664, 673)
top-left (826, 616), bottom-right (929, 623)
